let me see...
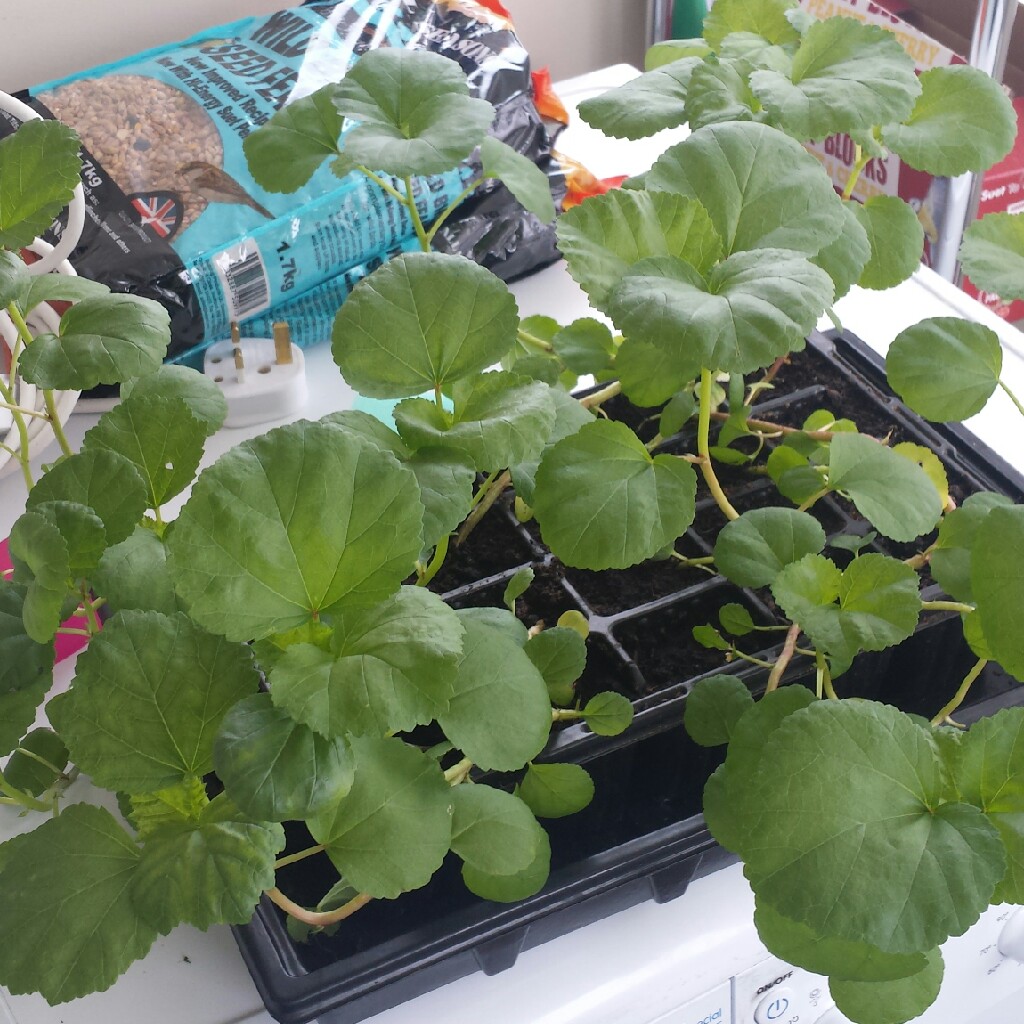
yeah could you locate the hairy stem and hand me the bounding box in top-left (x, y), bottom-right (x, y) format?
top-left (357, 166), bottom-right (409, 206)
top-left (403, 175), bottom-right (431, 252)
top-left (265, 886), bottom-right (373, 927)
top-left (416, 534), bottom-right (450, 588)
top-left (443, 757), bottom-right (473, 785)
top-left (579, 381), bottom-right (621, 410)
top-left (80, 583), bottom-right (102, 635)
top-left (931, 658), bottom-right (988, 725)
top-left (816, 649), bottom-right (838, 700)
top-left (0, 771), bottom-right (51, 813)
top-left (842, 144), bottom-right (870, 201)
top-left (456, 470), bottom-right (511, 546)
top-left (921, 600), bottom-right (975, 614)
top-left (517, 327), bottom-right (555, 354)
top-left (697, 369), bottom-right (738, 521)
top-left (274, 844), bottom-right (326, 870)
top-left (426, 181), bottom-right (479, 246)
top-left (766, 623), bottom-right (801, 692)
top-left (999, 378), bottom-right (1024, 420)
top-left (797, 487), bottom-right (830, 513)
top-left (707, 410), bottom-right (859, 442)
top-left (42, 390), bottom-right (73, 458)
top-left (0, 399), bottom-right (47, 419)
top-left (904, 543), bottom-right (936, 570)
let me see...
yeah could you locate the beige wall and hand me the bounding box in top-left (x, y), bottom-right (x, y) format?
top-left (0, 0), bottom-right (644, 93)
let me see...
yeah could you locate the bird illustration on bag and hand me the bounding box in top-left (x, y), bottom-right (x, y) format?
top-left (177, 161), bottom-right (273, 218)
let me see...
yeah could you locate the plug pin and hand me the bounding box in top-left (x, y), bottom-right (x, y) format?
top-left (273, 321), bottom-right (293, 365)
top-left (231, 321), bottom-right (246, 383)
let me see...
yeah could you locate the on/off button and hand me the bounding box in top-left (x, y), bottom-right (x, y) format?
top-left (754, 987), bottom-right (796, 1024)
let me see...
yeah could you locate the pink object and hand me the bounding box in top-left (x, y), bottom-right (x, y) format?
top-left (0, 536), bottom-right (92, 662)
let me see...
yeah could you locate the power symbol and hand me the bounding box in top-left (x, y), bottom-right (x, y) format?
top-left (767, 998), bottom-right (790, 1020)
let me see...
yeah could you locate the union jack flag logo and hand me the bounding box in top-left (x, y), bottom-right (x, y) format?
top-left (129, 191), bottom-right (183, 240)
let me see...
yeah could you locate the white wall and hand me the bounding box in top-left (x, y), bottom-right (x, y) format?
top-left (0, 0), bottom-right (645, 92)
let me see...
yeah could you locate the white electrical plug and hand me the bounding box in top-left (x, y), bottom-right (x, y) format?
top-left (203, 322), bottom-right (307, 429)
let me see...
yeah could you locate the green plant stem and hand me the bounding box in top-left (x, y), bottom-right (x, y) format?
top-left (727, 649), bottom-right (776, 670)
top-left (426, 180), bottom-right (479, 246)
top-left (7, 301), bottom-right (73, 459)
top-left (921, 600), bottom-right (975, 614)
top-left (0, 399), bottom-right (47, 420)
top-left (403, 175), bottom-right (431, 252)
top-left (697, 369), bottom-right (739, 521)
top-left (708, 410), bottom-right (850, 442)
top-left (931, 658), bottom-right (988, 725)
top-left (766, 623), bottom-right (801, 692)
top-left (443, 757), bottom-right (473, 785)
top-left (356, 166), bottom-right (409, 206)
top-left (516, 327), bottom-right (555, 354)
top-left (552, 708), bottom-right (583, 722)
top-left (80, 584), bottom-right (102, 635)
top-left (0, 771), bottom-right (51, 813)
top-left (456, 470), bottom-right (511, 546)
top-left (999, 378), bottom-right (1024, 419)
top-left (266, 886), bottom-right (373, 927)
top-left (842, 144), bottom-right (870, 201)
top-left (578, 381), bottom-right (621, 410)
top-left (56, 627), bottom-right (91, 637)
top-left (274, 844), bottom-right (326, 870)
top-left (0, 360), bottom-right (34, 492)
top-left (669, 552), bottom-right (715, 568)
top-left (469, 469), bottom-right (500, 510)
top-left (42, 390), bottom-right (73, 458)
top-left (905, 543), bottom-right (936, 570)
top-left (797, 487), bottom-right (830, 513)
top-left (416, 534), bottom-right (449, 588)
top-left (816, 649), bottom-right (837, 700)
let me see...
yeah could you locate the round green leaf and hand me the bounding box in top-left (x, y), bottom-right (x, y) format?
top-left (19, 295), bottom-right (170, 390)
top-left (120, 365), bottom-right (228, 436)
top-left (772, 553), bottom-right (921, 666)
top-left (504, 567), bottom-right (535, 610)
top-left (517, 762), bottom-right (595, 819)
top-left (0, 673), bottom-right (53, 758)
top-left (132, 805), bottom-right (285, 933)
top-left (0, 804), bottom-right (156, 1003)
top-left (703, 685), bottom-right (816, 856)
top-left (972, 505), bottom-right (1024, 682)
top-left (84, 395), bottom-right (206, 510)
top-left (332, 252), bottom-right (519, 398)
top-left (647, 39), bottom-right (712, 69)
top-left (582, 691), bottom-right (634, 736)
top-left (754, 901), bottom-right (929, 984)
top-left (610, 251), bottom-right (832, 382)
top-left (534, 420), bottom-right (697, 571)
top-left (269, 586), bottom-right (463, 738)
top-left (480, 136), bottom-right (555, 222)
top-left (461, 826), bottom-right (550, 903)
top-left (954, 706), bottom-right (1024, 903)
top-left (960, 211), bottom-right (1024, 301)
top-left (703, 0), bottom-right (801, 51)
top-left (8, 507), bottom-right (70, 590)
top-left (407, 447), bottom-right (476, 551)
top-left (828, 432), bottom-right (943, 542)
top-left (745, 700), bottom-right (1004, 953)
top-left (685, 674), bottom-right (754, 747)
top-left (751, 18), bottom-right (919, 141)
top-left (577, 58), bottom-right (701, 140)
top-left (244, 84), bottom-right (343, 193)
top-left (3, 728), bottom-right (68, 797)
top-left (26, 448), bottom-right (148, 547)
top-left (524, 626), bottom-right (587, 705)
top-left (93, 526), bottom-right (183, 615)
top-left (882, 65), bottom-right (1017, 177)
top-left (20, 272), bottom-right (109, 313)
top-left (684, 58), bottom-right (759, 132)
top-left (0, 119), bottom-right (82, 251)
top-left (851, 195), bottom-right (924, 291)
top-left (832, 949), bottom-right (944, 1024)
top-left (214, 693), bottom-right (354, 822)
top-left (438, 619), bottom-right (552, 771)
top-left (614, 335), bottom-right (694, 407)
top-left (551, 318), bottom-right (616, 375)
top-left (331, 49), bottom-right (494, 176)
top-left (308, 736), bottom-right (453, 899)
top-left (48, 610), bottom-right (259, 794)
top-left (556, 189), bottom-right (722, 310)
top-left (168, 421), bottom-right (423, 641)
top-left (812, 200), bottom-right (872, 302)
top-left (23, 500), bottom-right (105, 579)
top-left (394, 372), bottom-right (555, 471)
top-left (450, 785), bottom-right (541, 874)
top-left (644, 121), bottom-right (845, 257)
top-left (888, 318), bottom-right (1002, 427)
top-left (713, 507), bottom-right (827, 587)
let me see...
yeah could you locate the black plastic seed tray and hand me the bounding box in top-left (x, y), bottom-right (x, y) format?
top-left (232, 328), bottom-right (1024, 1024)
